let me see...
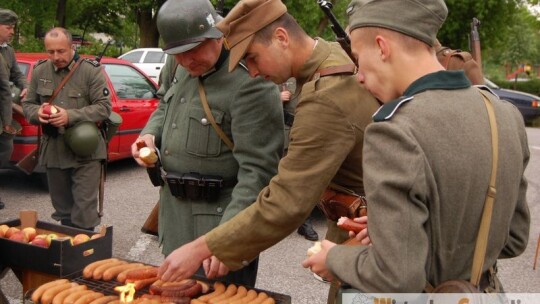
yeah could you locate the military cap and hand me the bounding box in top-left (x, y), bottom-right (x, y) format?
top-left (157, 0), bottom-right (223, 55)
top-left (216, 0), bottom-right (287, 72)
top-left (0, 9), bottom-right (18, 25)
top-left (346, 0), bottom-right (447, 47)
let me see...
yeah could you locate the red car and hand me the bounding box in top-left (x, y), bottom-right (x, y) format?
top-left (8, 53), bottom-right (160, 168)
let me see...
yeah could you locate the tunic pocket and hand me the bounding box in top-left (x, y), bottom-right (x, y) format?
top-left (36, 87), bottom-right (53, 103)
top-left (185, 107), bottom-right (225, 157)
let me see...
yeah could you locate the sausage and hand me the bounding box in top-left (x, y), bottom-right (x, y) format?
top-left (259, 298), bottom-right (276, 304)
top-left (117, 265), bottom-right (153, 283)
top-left (159, 296), bottom-right (190, 304)
top-left (87, 295), bottom-right (119, 304)
top-left (102, 262), bottom-right (144, 281)
top-left (52, 284), bottom-right (87, 304)
top-left (161, 281), bottom-right (202, 298)
top-left (196, 282), bottom-right (226, 302)
top-left (125, 266), bottom-right (159, 281)
top-left (214, 285), bottom-right (247, 304)
top-left (191, 300), bottom-right (206, 304)
top-left (40, 282), bottom-right (77, 304)
top-left (93, 260), bottom-right (128, 280)
top-left (82, 258), bottom-right (119, 278)
top-left (230, 289), bottom-right (258, 304)
top-left (151, 279), bottom-right (194, 295)
top-left (246, 292), bottom-right (269, 304)
top-left (208, 284), bottom-right (237, 304)
top-left (31, 279), bottom-right (69, 303)
top-left (131, 276), bottom-right (159, 290)
top-left (73, 292), bottom-right (105, 304)
top-left (337, 216), bottom-right (366, 233)
top-left (196, 280), bottom-right (210, 294)
top-left (63, 290), bottom-right (95, 304)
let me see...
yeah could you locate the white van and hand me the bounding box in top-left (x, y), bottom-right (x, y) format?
top-left (119, 48), bottom-right (167, 81)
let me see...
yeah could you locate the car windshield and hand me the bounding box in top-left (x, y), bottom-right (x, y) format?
top-left (104, 63), bottom-right (157, 99)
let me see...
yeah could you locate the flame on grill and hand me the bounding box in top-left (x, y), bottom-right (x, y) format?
top-left (114, 282), bottom-right (136, 303)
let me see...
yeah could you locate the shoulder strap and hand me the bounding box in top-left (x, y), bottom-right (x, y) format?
top-left (47, 59), bottom-right (82, 105)
top-left (470, 90), bottom-right (498, 286)
top-left (197, 79), bottom-right (234, 150)
top-left (316, 64), bottom-right (356, 78)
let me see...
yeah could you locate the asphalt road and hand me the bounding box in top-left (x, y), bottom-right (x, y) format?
top-left (1, 128), bottom-right (539, 303)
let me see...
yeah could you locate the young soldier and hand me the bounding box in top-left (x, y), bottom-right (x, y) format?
top-left (303, 0), bottom-right (530, 293)
top-left (156, 0), bottom-right (380, 293)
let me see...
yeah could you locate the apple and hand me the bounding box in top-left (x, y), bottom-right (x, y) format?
top-left (30, 237), bottom-right (49, 248)
top-left (90, 233), bottom-right (102, 240)
top-left (45, 233), bottom-right (58, 246)
top-left (72, 233), bottom-right (90, 245)
top-left (4, 227), bottom-right (20, 239)
top-left (9, 231), bottom-right (29, 243)
top-left (35, 234), bottom-right (48, 240)
top-left (0, 224), bottom-right (9, 238)
top-left (42, 104), bottom-right (58, 115)
top-left (22, 227), bottom-right (37, 241)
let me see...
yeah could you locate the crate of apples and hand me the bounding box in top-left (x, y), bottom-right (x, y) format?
top-left (0, 224), bottom-right (99, 248)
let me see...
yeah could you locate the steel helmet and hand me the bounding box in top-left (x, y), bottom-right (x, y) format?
top-left (157, 0), bottom-right (223, 55)
top-left (64, 121), bottom-right (100, 157)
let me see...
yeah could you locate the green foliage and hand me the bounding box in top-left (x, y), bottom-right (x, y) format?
top-left (496, 78), bottom-right (540, 97)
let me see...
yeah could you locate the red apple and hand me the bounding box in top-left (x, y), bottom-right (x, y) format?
top-left (30, 237), bottom-right (50, 248)
top-left (45, 233), bottom-right (58, 246)
top-left (72, 233), bottom-right (90, 245)
top-left (9, 231), bottom-right (29, 243)
top-left (42, 104), bottom-right (58, 115)
top-left (0, 225), bottom-right (9, 238)
top-left (22, 227), bottom-right (37, 241)
top-left (90, 233), bottom-right (102, 240)
top-left (4, 227), bottom-right (20, 239)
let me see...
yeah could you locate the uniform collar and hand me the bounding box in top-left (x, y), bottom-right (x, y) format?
top-left (0, 42), bottom-right (7, 47)
top-left (373, 70), bottom-right (471, 122)
top-left (296, 38), bottom-right (330, 87)
top-left (54, 52), bottom-right (80, 72)
top-left (200, 47), bottom-right (229, 80)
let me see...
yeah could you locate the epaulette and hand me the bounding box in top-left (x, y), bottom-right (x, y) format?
top-left (83, 58), bottom-right (100, 67)
top-left (33, 59), bottom-right (48, 69)
top-left (475, 84), bottom-right (496, 96)
top-left (372, 96), bottom-right (414, 122)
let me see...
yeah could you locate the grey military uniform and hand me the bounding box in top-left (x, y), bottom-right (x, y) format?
top-left (141, 49), bottom-right (284, 257)
top-left (0, 54), bottom-right (11, 133)
top-left (23, 56), bottom-right (111, 228)
top-left (327, 71), bottom-right (530, 292)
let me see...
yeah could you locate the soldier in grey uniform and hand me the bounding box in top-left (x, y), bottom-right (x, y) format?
top-left (156, 1), bottom-right (380, 295)
top-left (131, 0), bottom-right (284, 287)
top-left (303, 0), bottom-right (530, 293)
top-left (0, 8), bottom-right (27, 209)
top-left (23, 27), bottom-right (111, 231)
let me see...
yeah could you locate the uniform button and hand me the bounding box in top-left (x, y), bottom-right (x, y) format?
top-left (172, 123), bottom-right (177, 128)
top-left (242, 260), bottom-right (249, 266)
top-left (201, 118), bottom-right (208, 125)
top-left (165, 150), bottom-right (169, 155)
top-left (180, 97), bottom-right (186, 103)
top-left (173, 78), bottom-right (178, 84)
top-left (216, 207), bottom-right (223, 213)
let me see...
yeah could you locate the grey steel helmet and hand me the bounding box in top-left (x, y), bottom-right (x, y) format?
top-left (157, 0), bottom-right (223, 55)
top-left (64, 121), bottom-right (100, 157)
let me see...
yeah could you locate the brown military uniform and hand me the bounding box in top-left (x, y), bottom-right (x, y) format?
top-left (206, 39), bottom-right (380, 269)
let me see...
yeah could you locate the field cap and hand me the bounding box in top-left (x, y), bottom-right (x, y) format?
top-left (346, 0), bottom-right (447, 47)
top-left (157, 0), bottom-right (223, 55)
top-left (0, 9), bottom-right (18, 25)
top-left (216, 0), bottom-right (287, 72)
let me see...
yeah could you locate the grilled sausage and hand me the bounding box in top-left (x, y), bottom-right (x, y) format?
top-left (93, 260), bottom-right (128, 280)
top-left (208, 284), bottom-right (237, 304)
top-left (40, 282), bottom-right (77, 304)
top-left (336, 216), bottom-right (366, 233)
top-left (87, 295), bottom-right (119, 304)
top-left (31, 279), bottom-right (69, 303)
top-left (117, 265), bottom-right (153, 283)
top-left (161, 281), bottom-right (202, 298)
top-left (125, 267), bottom-right (159, 281)
top-left (102, 262), bottom-right (144, 281)
top-left (63, 290), bottom-right (95, 304)
top-left (246, 292), bottom-right (269, 304)
top-left (196, 282), bottom-right (226, 302)
top-left (132, 277), bottom-right (159, 290)
top-left (73, 292), bottom-right (105, 304)
top-left (52, 284), bottom-right (87, 304)
top-left (214, 285), bottom-right (247, 304)
top-left (230, 289), bottom-right (258, 304)
top-left (82, 258), bottom-right (119, 278)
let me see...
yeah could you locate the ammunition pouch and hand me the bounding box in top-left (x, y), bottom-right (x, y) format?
top-left (147, 162), bottom-right (164, 187)
top-left (165, 172), bottom-right (236, 202)
top-left (283, 110), bottom-right (295, 127)
top-left (317, 188), bottom-right (367, 221)
top-left (42, 124), bottom-right (59, 138)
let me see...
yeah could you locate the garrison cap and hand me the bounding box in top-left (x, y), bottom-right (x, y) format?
top-left (157, 0), bottom-right (223, 55)
top-left (0, 9), bottom-right (18, 25)
top-left (346, 0), bottom-right (447, 47)
top-left (216, 0), bottom-right (287, 72)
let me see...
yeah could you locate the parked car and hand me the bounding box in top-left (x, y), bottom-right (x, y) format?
top-left (7, 53), bottom-right (160, 170)
top-left (118, 48), bottom-right (167, 81)
top-left (485, 78), bottom-right (540, 123)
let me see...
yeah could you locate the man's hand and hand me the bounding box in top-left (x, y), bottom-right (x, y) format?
top-left (159, 236), bottom-right (213, 282)
top-left (348, 216), bottom-right (371, 245)
top-left (302, 240), bottom-right (336, 282)
top-left (48, 106), bottom-right (68, 128)
top-left (202, 256), bottom-right (230, 279)
top-left (280, 90), bottom-right (291, 103)
top-left (131, 134), bottom-right (156, 167)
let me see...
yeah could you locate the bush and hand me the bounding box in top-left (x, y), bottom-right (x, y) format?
top-left (497, 78), bottom-right (540, 97)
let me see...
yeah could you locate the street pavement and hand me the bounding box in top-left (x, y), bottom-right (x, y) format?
top-left (1, 127), bottom-right (539, 303)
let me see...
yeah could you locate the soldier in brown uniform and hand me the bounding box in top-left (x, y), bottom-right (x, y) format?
top-left (303, 0), bottom-right (530, 293)
top-left (23, 27), bottom-right (111, 231)
top-left (156, 0), bottom-right (380, 287)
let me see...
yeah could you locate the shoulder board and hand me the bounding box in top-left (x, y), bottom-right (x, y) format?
top-left (83, 58), bottom-right (101, 67)
top-left (475, 85), bottom-right (496, 96)
top-left (373, 96), bottom-right (414, 122)
top-left (238, 61), bottom-right (248, 72)
top-left (33, 59), bottom-right (48, 69)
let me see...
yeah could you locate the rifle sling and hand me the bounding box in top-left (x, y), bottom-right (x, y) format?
top-left (47, 59), bottom-right (82, 105)
top-left (197, 79), bottom-right (234, 150)
top-left (315, 64), bottom-right (356, 78)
